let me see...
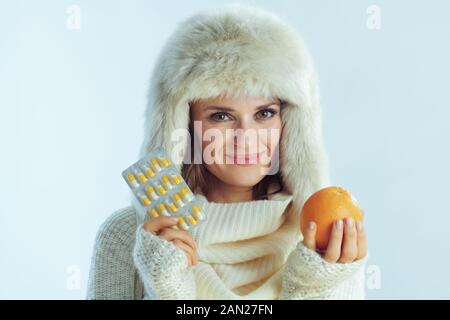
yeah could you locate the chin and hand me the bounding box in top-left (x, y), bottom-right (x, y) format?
top-left (209, 164), bottom-right (266, 187)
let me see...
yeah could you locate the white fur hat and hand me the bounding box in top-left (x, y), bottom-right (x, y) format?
top-left (138, 3), bottom-right (330, 218)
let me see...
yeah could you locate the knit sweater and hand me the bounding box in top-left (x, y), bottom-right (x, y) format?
top-left (87, 192), bottom-right (367, 300)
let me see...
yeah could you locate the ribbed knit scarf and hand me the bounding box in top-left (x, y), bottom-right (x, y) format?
top-left (190, 191), bottom-right (301, 299)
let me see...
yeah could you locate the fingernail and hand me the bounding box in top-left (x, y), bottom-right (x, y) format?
top-left (308, 221), bottom-right (316, 230)
top-left (346, 217), bottom-right (354, 227)
top-left (335, 220), bottom-right (343, 230)
top-left (170, 217), bottom-right (178, 223)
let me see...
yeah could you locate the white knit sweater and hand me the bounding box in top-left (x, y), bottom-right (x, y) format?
top-left (87, 192), bottom-right (367, 300)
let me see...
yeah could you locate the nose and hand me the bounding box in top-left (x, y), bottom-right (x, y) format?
top-left (236, 115), bottom-right (254, 131)
top-left (233, 117), bottom-right (259, 153)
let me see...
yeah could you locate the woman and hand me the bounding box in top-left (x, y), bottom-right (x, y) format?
top-left (87, 3), bottom-right (368, 300)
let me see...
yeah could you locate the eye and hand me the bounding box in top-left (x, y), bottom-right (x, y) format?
top-left (255, 108), bottom-right (278, 120)
top-left (210, 112), bottom-right (232, 122)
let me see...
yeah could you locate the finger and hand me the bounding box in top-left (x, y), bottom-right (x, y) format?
top-left (143, 216), bottom-right (178, 234)
top-left (356, 221), bottom-right (368, 260)
top-left (323, 220), bottom-right (344, 263)
top-left (176, 239), bottom-right (198, 266)
top-left (302, 221), bottom-right (317, 251)
top-left (173, 239), bottom-right (193, 266)
top-left (159, 228), bottom-right (197, 251)
top-left (338, 217), bottom-right (358, 263)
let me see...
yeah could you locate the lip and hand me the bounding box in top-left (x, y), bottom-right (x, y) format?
top-left (225, 153), bottom-right (261, 165)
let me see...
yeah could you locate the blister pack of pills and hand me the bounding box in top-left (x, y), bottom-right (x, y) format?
top-left (122, 147), bottom-right (206, 232)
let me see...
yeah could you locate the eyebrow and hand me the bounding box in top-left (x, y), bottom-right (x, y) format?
top-left (204, 103), bottom-right (279, 112)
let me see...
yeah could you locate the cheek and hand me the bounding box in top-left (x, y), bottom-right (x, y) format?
top-left (198, 124), bottom-right (229, 160)
top-left (259, 121), bottom-right (282, 154)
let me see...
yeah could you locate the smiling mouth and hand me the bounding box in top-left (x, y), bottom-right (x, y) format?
top-left (225, 153), bottom-right (261, 165)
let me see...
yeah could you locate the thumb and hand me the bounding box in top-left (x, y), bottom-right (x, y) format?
top-left (302, 221), bottom-right (317, 251)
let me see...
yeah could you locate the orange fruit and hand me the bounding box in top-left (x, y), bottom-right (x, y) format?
top-left (300, 186), bottom-right (363, 250)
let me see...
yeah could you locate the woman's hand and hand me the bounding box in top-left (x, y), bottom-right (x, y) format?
top-left (143, 216), bottom-right (198, 267)
top-left (302, 217), bottom-right (367, 263)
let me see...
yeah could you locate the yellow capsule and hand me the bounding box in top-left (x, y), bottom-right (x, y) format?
top-left (172, 193), bottom-right (185, 207)
top-left (159, 158), bottom-right (171, 167)
top-left (167, 202), bottom-right (178, 213)
top-left (151, 158), bottom-right (162, 172)
top-left (140, 195), bottom-right (151, 206)
top-left (186, 215), bottom-right (197, 225)
top-left (157, 203), bottom-right (170, 216)
top-left (145, 167), bottom-right (155, 178)
top-left (157, 185), bottom-right (166, 196)
top-left (192, 205), bottom-right (205, 220)
top-left (146, 186), bottom-right (159, 200)
top-left (173, 193), bottom-right (181, 201)
top-left (171, 175), bottom-right (182, 185)
top-left (137, 172), bottom-right (147, 183)
top-left (178, 217), bottom-right (189, 231)
top-left (161, 175), bottom-right (173, 189)
top-left (127, 173), bottom-right (139, 188)
top-left (148, 208), bottom-right (159, 218)
top-left (180, 187), bottom-right (194, 202)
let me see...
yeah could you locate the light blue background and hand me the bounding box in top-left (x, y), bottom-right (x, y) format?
top-left (1, 0), bottom-right (449, 299)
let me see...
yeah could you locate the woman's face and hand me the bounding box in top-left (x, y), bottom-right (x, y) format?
top-left (189, 95), bottom-right (282, 189)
